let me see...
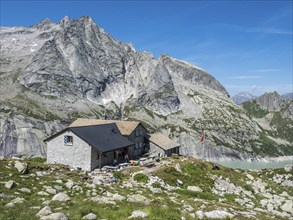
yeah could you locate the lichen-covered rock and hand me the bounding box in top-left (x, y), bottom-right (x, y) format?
top-left (5, 180), bottom-right (16, 189)
top-left (187, 186), bottom-right (203, 192)
top-left (81, 213), bottom-right (97, 220)
top-left (51, 193), bottom-right (70, 202)
top-left (36, 206), bottom-right (52, 218)
top-left (19, 188), bottom-right (31, 193)
top-left (127, 194), bottom-right (150, 205)
top-left (14, 161), bottom-right (28, 174)
top-left (65, 180), bottom-right (75, 189)
top-left (40, 212), bottom-right (68, 220)
top-left (174, 163), bottom-right (183, 173)
top-left (204, 210), bottom-right (234, 219)
top-left (128, 210), bottom-right (148, 218)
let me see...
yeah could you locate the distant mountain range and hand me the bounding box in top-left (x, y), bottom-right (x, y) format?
top-left (281, 93), bottom-right (293, 101)
top-left (0, 16), bottom-right (292, 160)
top-left (232, 92), bottom-right (293, 104)
top-left (232, 92), bottom-right (258, 105)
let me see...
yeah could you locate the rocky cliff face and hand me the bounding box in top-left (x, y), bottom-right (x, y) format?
top-left (0, 16), bottom-right (292, 159)
top-left (242, 92), bottom-right (293, 156)
top-left (254, 92), bottom-right (287, 112)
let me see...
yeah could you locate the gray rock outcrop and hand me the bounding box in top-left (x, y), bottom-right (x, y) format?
top-left (40, 213), bottom-right (68, 220)
top-left (14, 161), bottom-right (28, 174)
top-left (5, 180), bottom-right (16, 189)
top-left (51, 193), bottom-right (70, 202)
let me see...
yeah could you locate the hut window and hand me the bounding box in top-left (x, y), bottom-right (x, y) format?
top-left (135, 129), bottom-right (141, 137)
top-left (64, 135), bottom-right (73, 145)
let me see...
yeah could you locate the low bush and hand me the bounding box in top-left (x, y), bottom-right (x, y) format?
top-left (133, 173), bottom-right (149, 183)
top-left (152, 181), bottom-right (161, 188)
top-left (113, 171), bottom-right (125, 179)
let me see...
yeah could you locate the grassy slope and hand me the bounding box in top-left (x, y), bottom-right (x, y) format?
top-left (0, 157), bottom-right (292, 220)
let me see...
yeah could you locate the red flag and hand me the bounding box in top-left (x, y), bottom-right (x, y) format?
top-left (200, 130), bottom-right (205, 143)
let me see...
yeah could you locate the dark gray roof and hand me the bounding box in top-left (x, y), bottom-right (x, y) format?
top-left (149, 133), bottom-right (180, 151)
top-left (45, 123), bottom-right (133, 153)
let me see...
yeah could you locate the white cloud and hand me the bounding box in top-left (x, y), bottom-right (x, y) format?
top-left (250, 69), bottom-right (283, 73)
top-left (213, 23), bottom-right (293, 35)
top-left (227, 75), bottom-right (263, 79)
top-left (245, 27), bottom-right (293, 35)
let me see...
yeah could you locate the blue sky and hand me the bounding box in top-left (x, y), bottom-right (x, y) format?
top-left (1, 1), bottom-right (292, 96)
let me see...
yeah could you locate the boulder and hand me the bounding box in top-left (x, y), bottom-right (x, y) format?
top-left (36, 206), bottom-right (52, 217)
top-left (128, 210), bottom-right (148, 218)
top-left (5, 197), bottom-right (25, 207)
top-left (246, 174), bottom-right (254, 180)
top-left (174, 163), bottom-right (183, 173)
top-left (40, 212), bottom-right (68, 220)
top-left (36, 171), bottom-right (47, 177)
top-left (38, 191), bottom-right (50, 196)
top-left (187, 186), bottom-right (203, 192)
top-left (54, 186), bottom-right (63, 191)
top-left (91, 196), bottom-right (116, 205)
top-left (46, 188), bottom-right (58, 195)
top-left (112, 193), bottom-right (126, 201)
top-left (280, 200), bottom-right (293, 214)
top-left (177, 179), bottom-right (183, 185)
top-left (5, 180), bottom-right (16, 189)
top-left (267, 203), bottom-right (274, 212)
top-left (204, 210), bottom-right (234, 219)
top-left (195, 211), bottom-right (205, 219)
top-left (19, 188), bottom-right (31, 193)
top-left (281, 179), bottom-right (293, 187)
top-left (81, 213), bottom-right (97, 220)
top-left (14, 161), bottom-right (28, 174)
top-left (127, 194), bottom-right (150, 205)
top-left (150, 187), bottom-right (162, 194)
top-left (51, 193), bottom-right (70, 202)
top-left (92, 177), bottom-right (103, 185)
top-left (65, 180), bottom-right (75, 189)
top-left (184, 204), bottom-right (194, 212)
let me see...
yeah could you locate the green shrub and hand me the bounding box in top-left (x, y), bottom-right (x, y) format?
top-left (152, 182), bottom-right (161, 188)
top-left (133, 173), bottom-right (149, 183)
top-left (113, 171), bottom-right (125, 179)
top-left (28, 157), bottom-right (46, 163)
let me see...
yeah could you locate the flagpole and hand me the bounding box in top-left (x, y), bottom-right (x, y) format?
top-left (202, 129), bottom-right (205, 148)
top-left (200, 128), bottom-right (205, 148)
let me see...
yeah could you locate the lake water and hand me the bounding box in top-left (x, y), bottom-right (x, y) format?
top-left (215, 159), bottom-right (292, 170)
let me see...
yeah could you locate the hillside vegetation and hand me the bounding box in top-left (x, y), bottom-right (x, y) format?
top-left (0, 156), bottom-right (292, 219)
